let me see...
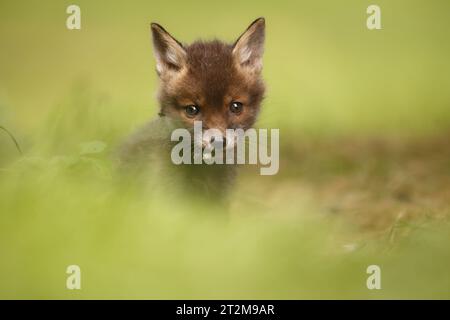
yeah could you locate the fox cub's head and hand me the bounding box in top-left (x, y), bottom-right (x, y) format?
top-left (151, 18), bottom-right (265, 139)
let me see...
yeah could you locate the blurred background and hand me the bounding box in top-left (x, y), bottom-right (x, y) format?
top-left (1, 0), bottom-right (450, 299)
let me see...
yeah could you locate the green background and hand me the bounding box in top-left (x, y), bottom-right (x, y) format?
top-left (1, 0), bottom-right (450, 299)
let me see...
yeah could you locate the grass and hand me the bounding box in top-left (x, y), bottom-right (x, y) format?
top-left (1, 0), bottom-right (450, 299)
top-left (1, 117), bottom-right (449, 298)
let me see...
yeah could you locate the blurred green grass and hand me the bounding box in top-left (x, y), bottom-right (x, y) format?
top-left (1, 0), bottom-right (450, 299)
top-left (1, 0), bottom-right (450, 135)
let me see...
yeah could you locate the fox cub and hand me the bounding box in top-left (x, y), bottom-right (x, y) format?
top-left (118, 18), bottom-right (266, 202)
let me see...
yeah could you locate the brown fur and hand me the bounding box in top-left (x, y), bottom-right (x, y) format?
top-left (118, 18), bottom-right (266, 203)
top-left (158, 39), bottom-right (265, 132)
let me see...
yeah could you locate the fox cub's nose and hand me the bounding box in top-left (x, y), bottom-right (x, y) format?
top-left (202, 134), bottom-right (226, 149)
top-left (210, 136), bottom-right (227, 146)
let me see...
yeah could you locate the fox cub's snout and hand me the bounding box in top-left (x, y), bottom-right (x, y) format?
top-left (152, 18), bottom-right (266, 147)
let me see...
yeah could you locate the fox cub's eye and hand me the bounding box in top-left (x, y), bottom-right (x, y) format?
top-left (230, 101), bottom-right (243, 114)
top-left (185, 105), bottom-right (200, 117)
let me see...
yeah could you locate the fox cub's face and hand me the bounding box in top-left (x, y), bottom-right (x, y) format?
top-left (151, 18), bottom-right (265, 141)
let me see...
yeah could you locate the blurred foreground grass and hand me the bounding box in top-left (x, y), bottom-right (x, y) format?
top-left (1, 0), bottom-right (450, 299)
top-left (1, 96), bottom-right (450, 298)
top-left (1, 129), bottom-right (450, 299)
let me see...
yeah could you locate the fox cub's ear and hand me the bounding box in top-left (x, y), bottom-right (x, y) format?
top-left (232, 18), bottom-right (265, 73)
top-left (151, 23), bottom-right (187, 76)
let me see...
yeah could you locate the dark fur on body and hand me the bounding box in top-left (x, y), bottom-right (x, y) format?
top-left (118, 18), bottom-right (266, 202)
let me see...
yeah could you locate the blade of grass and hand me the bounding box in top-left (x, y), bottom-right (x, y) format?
top-left (0, 125), bottom-right (23, 155)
